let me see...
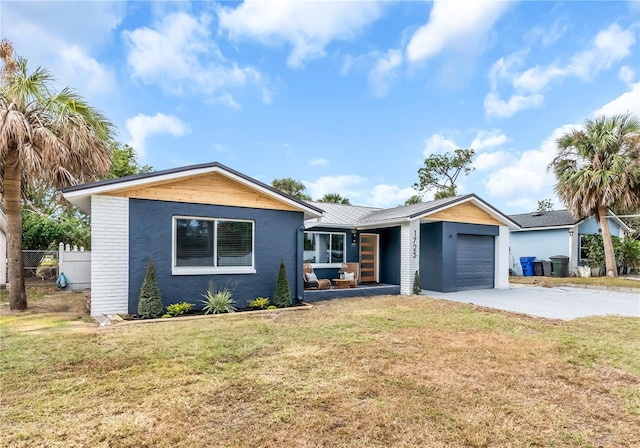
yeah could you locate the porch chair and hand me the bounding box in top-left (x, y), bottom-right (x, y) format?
top-left (303, 263), bottom-right (331, 290)
top-left (341, 262), bottom-right (360, 288)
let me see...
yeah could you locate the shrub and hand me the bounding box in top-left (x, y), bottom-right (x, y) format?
top-left (249, 297), bottom-right (270, 310)
top-left (137, 260), bottom-right (163, 319)
top-left (200, 281), bottom-right (237, 314)
top-left (166, 302), bottom-right (194, 317)
top-left (413, 270), bottom-right (421, 295)
top-left (273, 259), bottom-right (292, 308)
top-left (267, 305), bottom-right (277, 310)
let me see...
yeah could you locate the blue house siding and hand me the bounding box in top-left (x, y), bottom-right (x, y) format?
top-left (510, 229), bottom-right (568, 275)
top-left (128, 198), bottom-right (304, 313)
top-left (307, 226), bottom-right (401, 285)
top-left (420, 222), bottom-right (499, 292)
top-left (578, 216), bottom-right (623, 237)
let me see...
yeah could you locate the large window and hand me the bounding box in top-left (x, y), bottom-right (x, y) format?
top-left (173, 216), bottom-right (254, 274)
top-left (303, 231), bottom-right (345, 265)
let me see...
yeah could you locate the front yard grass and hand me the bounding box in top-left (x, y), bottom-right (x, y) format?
top-left (1, 288), bottom-right (639, 447)
top-left (510, 274), bottom-right (640, 289)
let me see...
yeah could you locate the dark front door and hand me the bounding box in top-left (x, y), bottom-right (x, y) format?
top-left (456, 234), bottom-right (495, 291)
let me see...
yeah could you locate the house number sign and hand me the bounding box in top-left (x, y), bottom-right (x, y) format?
top-left (412, 230), bottom-right (417, 258)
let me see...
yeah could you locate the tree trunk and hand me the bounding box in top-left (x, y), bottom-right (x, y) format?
top-left (598, 205), bottom-right (618, 278)
top-left (5, 147), bottom-right (27, 310)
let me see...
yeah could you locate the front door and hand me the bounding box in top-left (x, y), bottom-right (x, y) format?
top-left (359, 233), bottom-right (378, 283)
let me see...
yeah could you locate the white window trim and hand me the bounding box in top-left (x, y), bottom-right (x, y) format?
top-left (304, 231), bottom-right (347, 267)
top-left (172, 215), bottom-right (256, 275)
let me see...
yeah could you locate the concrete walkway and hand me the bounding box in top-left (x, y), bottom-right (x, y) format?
top-left (422, 284), bottom-right (640, 320)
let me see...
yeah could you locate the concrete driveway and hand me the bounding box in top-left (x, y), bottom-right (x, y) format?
top-left (422, 284), bottom-right (640, 320)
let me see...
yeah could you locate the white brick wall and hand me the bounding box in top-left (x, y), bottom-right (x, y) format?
top-left (495, 226), bottom-right (509, 289)
top-left (400, 220), bottom-right (420, 295)
top-left (91, 195), bottom-right (129, 315)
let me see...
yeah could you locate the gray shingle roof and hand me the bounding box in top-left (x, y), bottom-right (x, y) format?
top-left (508, 210), bottom-right (581, 229)
top-left (354, 195), bottom-right (466, 226)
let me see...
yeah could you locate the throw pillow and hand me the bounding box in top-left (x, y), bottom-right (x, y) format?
top-left (344, 272), bottom-right (354, 280)
top-left (305, 272), bottom-right (318, 282)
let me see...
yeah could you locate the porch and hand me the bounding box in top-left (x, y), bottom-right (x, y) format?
top-left (302, 283), bottom-right (400, 302)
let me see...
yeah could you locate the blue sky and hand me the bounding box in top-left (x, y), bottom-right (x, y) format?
top-left (3, 1), bottom-right (639, 213)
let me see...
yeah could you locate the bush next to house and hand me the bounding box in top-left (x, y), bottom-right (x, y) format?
top-left (273, 259), bottom-right (292, 308)
top-left (166, 302), bottom-right (194, 317)
top-left (249, 297), bottom-right (270, 310)
top-left (413, 270), bottom-right (421, 295)
top-left (200, 281), bottom-right (237, 314)
top-left (138, 260), bottom-right (163, 318)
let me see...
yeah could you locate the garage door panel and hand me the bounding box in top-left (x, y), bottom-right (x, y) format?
top-left (456, 234), bottom-right (494, 291)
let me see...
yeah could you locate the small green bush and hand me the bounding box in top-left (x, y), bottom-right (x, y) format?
top-left (200, 281), bottom-right (237, 314)
top-left (267, 305), bottom-right (277, 310)
top-left (138, 260), bottom-right (163, 319)
top-left (273, 259), bottom-right (292, 308)
top-left (166, 302), bottom-right (194, 316)
top-left (249, 297), bottom-right (270, 310)
top-left (413, 270), bottom-right (421, 295)
top-left (161, 314), bottom-right (171, 319)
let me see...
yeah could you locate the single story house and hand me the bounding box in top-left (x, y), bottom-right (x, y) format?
top-left (0, 209), bottom-right (6, 285)
top-left (61, 162), bottom-right (519, 316)
top-left (508, 209), bottom-right (632, 275)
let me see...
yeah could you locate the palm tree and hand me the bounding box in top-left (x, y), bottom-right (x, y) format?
top-left (318, 193), bottom-right (350, 204)
top-left (1, 39), bottom-right (114, 310)
top-left (550, 113), bottom-right (640, 277)
top-left (271, 177), bottom-right (311, 200)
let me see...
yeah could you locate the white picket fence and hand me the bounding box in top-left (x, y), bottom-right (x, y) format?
top-left (58, 243), bottom-right (91, 290)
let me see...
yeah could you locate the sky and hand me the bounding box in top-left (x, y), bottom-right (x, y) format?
top-left (2, 0), bottom-right (639, 214)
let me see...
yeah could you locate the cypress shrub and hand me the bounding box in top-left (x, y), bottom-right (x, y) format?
top-left (412, 270), bottom-right (421, 295)
top-left (273, 259), bottom-right (292, 307)
top-left (137, 260), bottom-right (163, 318)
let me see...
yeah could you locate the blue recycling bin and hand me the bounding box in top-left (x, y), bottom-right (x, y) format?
top-left (519, 257), bottom-right (536, 276)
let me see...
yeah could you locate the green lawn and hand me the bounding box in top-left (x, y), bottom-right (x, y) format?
top-left (1, 289), bottom-right (639, 447)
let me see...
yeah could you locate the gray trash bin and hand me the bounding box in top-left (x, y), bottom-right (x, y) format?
top-left (542, 260), bottom-right (552, 276)
top-left (550, 255), bottom-right (569, 277)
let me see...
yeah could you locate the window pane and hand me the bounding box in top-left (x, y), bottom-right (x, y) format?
top-left (317, 233), bottom-right (330, 263)
top-left (303, 232), bottom-right (317, 263)
top-left (217, 220), bottom-right (253, 266)
top-left (330, 234), bottom-right (345, 263)
top-left (176, 219), bottom-right (213, 266)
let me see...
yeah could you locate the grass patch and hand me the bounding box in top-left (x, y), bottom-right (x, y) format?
top-left (1, 293), bottom-right (639, 447)
top-left (510, 275), bottom-right (640, 289)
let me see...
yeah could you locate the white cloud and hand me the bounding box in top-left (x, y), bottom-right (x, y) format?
top-left (126, 113), bottom-right (190, 158)
top-left (309, 158), bottom-right (329, 167)
top-left (619, 66), bottom-right (636, 85)
top-left (303, 175), bottom-right (366, 201)
top-left (123, 12), bottom-right (266, 102)
top-left (217, 0), bottom-right (385, 69)
top-left (475, 151), bottom-right (512, 171)
top-left (483, 91), bottom-right (544, 118)
top-left (1, 1), bottom-right (120, 97)
top-left (215, 94), bottom-right (242, 111)
top-left (593, 82), bottom-right (640, 117)
top-left (368, 49), bottom-right (403, 97)
top-left (368, 184), bottom-right (416, 208)
top-left (406, 0), bottom-right (511, 63)
top-left (423, 133), bottom-right (458, 157)
top-left (470, 130), bottom-right (510, 151)
top-left (485, 23), bottom-right (637, 118)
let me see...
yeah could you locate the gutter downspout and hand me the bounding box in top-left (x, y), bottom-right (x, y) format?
top-left (297, 225), bottom-right (305, 304)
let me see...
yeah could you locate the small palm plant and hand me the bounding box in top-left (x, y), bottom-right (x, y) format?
top-left (200, 281), bottom-right (237, 314)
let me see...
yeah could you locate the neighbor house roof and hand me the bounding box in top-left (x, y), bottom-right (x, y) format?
top-left (61, 162), bottom-right (324, 219)
top-left (509, 209), bottom-right (633, 233)
top-left (306, 194), bottom-right (520, 230)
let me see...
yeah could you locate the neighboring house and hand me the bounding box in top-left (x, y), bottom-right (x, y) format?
top-left (508, 209), bottom-right (632, 275)
top-left (61, 162), bottom-right (519, 316)
top-left (0, 209), bottom-right (6, 285)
